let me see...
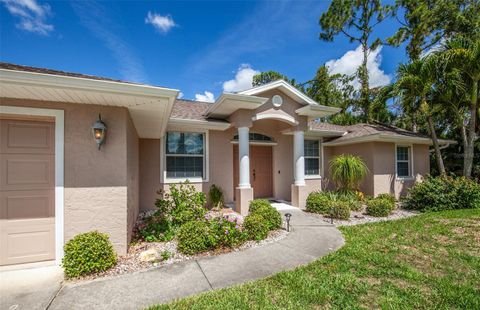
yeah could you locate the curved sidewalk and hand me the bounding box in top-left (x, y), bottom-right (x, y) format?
top-left (49, 208), bottom-right (344, 310)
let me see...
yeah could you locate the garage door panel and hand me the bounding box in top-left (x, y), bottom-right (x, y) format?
top-left (0, 218), bottom-right (55, 265)
top-left (0, 190), bottom-right (55, 219)
top-left (0, 119), bottom-right (55, 154)
top-left (1, 154), bottom-right (55, 190)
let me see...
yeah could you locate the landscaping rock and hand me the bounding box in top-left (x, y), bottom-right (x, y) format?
top-left (139, 249), bottom-right (160, 262)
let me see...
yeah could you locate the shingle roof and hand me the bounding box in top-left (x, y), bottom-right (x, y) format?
top-left (0, 62), bottom-right (155, 86)
top-left (171, 99), bottom-right (212, 120)
top-left (309, 121), bottom-right (348, 132)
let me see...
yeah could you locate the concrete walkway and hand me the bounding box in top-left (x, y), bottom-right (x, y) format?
top-left (3, 208), bottom-right (344, 310)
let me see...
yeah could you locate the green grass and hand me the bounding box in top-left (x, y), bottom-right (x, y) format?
top-left (150, 209), bottom-right (480, 309)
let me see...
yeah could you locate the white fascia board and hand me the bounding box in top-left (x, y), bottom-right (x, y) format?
top-left (0, 68), bottom-right (180, 100)
top-left (296, 104), bottom-right (341, 118)
top-left (323, 133), bottom-right (454, 146)
top-left (239, 80), bottom-right (317, 105)
top-left (205, 93), bottom-right (268, 117)
top-left (168, 118), bottom-right (231, 131)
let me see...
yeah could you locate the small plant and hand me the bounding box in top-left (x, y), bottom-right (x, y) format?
top-left (366, 198), bottom-right (395, 217)
top-left (138, 217), bottom-right (175, 242)
top-left (306, 192), bottom-right (333, 214)
top-left (329, 155), bottom-right (368, 192)
top-left (243, 214), bottom-right (269, 241)
top-left (62, 231), bottom-right (117, 278)
top-left (161, 250), bottom-right (172, 261)
top-left (376, 193), bottom-right (396, 204)
top-left (209, 217), bottom-right (246, 248)
top-left (249, 200), bottom-right (282, 230)
top-left (177, 221), bottom-right (216, 255)
top-left (329, 201), bottom-right (351, 220)
top-left (208, 184), bottom-right (224, 209)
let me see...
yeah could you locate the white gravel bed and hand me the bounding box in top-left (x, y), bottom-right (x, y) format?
top-left (310, 207), bottom-right (420, 227)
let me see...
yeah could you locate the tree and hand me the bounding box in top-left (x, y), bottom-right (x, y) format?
top-left (252, 71), bottom-right (300, 89)
top-left (319, 0), bottom-right (389, 122)
top-left (329, 154), bottom-right (368, 192)
top-left (395, 56), bottom-right (447, 174)
top-left (440, 38), bottom-right (480, 177)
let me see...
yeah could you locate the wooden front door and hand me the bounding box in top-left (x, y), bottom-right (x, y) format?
top-left (233, 145), bottom-right (273, 199)
top-left (0, 118), bottom-right (56, 266)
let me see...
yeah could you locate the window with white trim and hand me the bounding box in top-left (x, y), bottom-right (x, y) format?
top-left (166, 132), bottom-right (205, 178)
top-left (396, 146), bottom-right (411, 178)
top-left (304, 139), bottom-right (321, 176)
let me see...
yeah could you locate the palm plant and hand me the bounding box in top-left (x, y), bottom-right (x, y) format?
top-left (439, 38), bottom-right (480, 177)
top-left (329, 155), bottom-right (368, 192)
top-left (208, 184), bottom-right (224, 210)
top-left (395, 55), bottom-right (447, 174)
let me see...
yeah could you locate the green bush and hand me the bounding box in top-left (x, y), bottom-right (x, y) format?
top-left (138, 217), bottom-right (175, 242)
top-left (243, 214), bottom-right (269, 241)
top-left (376, 193), bottom-right (396, 204)
top-left (403, 176), bottom-right (480, 212)
top-left (209, 217), bottom-right (246, 248)
top-left (249, 200), bottom-right (282, 230)
top-left (330, 201), bottom-right (351, 220)
top-left (177, 221), bottom-right (216, 255)
top-left (366, 198), bottom-right (395, 217)
top-left (208, 184), bottom-right (224, 209)
top-left (306, 192), bottom-right (333, 214)
top-left (62, 231), bottom-right (117, 278)
top-left (329, 154), bottom-right (368, 191)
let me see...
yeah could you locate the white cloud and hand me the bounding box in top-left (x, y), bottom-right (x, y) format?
top-left (325, 45), bottom-right (391, 89)
top-left (145, 12), bottom-right (176, 34)
top-left (178, 92), bottom-right (184, 99)
top-left (222, 64), bottom-right (260, 92)
top-left (1, 0), bottom-right (53, 35)
top-left (195, 91), bottom-right (215, 103)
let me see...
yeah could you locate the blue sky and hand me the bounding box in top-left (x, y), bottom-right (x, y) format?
top-left (0, 0), bottom-right (407, 102)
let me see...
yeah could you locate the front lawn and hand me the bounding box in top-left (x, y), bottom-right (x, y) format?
top-left (151, 209), bottom-right (480, 309)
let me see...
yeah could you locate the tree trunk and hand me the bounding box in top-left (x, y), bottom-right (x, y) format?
top-left (464, 80), bottom-right (478, 178)
top-left (427, 115), bottom-right (446, 175)
top-left (360, 41), bottom-right (370, 123)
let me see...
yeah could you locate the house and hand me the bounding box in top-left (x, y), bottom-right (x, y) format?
top-left (0, 62), bottom-right (453, 267)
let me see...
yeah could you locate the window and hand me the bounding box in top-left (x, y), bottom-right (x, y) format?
top-left (396, 146), bottom-right (411, 178)
top-left (166, 132), bottom-right (205, 179)
top-left (304, 139), bottom-right (320, 176)
top-left (233, 133), bottom-right (273, 142)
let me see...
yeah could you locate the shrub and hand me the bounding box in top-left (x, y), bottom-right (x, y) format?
top-left (329, 155), bottom-right (368, 191)
top-left (366, 198), bottom-right (395, 217)
top-left (161, 250), bottom-right (172, 261)
top-left (329, 201), bottom-right (351, 220)
top-left (209, 217), bottom-right (246, 248)
top-left (243, 214), bottom-right (269, 241)
top-left (138, 217), bottom-right (175, 242)
top-left (249, 200), bottom-right (282, 230)
top-left (177, 221), bottom-right (216, 255)
top-left (376, 193), bottom-right (396, 204)
top-left (208, 184), bottom-right (224, 209)
top-left (62, 231), bottom-right (117, 278)
top-left (403, 176), bottom-right (480, 212)
top-left (306, 192), bottom-right (333, 214)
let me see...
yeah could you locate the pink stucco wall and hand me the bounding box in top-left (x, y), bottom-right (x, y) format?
top-left (1, 98), bottom-right (139, 255)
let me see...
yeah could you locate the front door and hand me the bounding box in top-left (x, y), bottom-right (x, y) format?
top-left (0, 117), bottom-right (56, 266)
top-left (233, 145), bottom-right (273, 199)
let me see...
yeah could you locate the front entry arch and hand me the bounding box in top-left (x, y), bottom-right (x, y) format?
top-left (233, 145), bottom-right (273, 199)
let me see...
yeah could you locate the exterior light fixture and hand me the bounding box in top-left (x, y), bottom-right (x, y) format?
top-left (285, 213), bottom-right (292, 232)
top-left (91, 114), bottom-right (107, 150)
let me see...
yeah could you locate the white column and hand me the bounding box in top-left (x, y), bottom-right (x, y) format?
top-left (238, 127), bottom-right (250, 188)
top-left (293, 130), bottom-right (305, 186)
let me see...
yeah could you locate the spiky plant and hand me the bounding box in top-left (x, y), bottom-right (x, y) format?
top-left (329, 155), bottom-right (368, 192)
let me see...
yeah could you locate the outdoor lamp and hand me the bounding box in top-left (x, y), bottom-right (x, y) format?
top-left (285, 213), bottom-right (292, 232)
top-left (91, 114), bottom-right (107, 149)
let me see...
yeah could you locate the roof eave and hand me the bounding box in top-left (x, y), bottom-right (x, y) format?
top-left (205, 93), bottom-right (268, 118)
top-left (323, 133), bottom-right (456, 146)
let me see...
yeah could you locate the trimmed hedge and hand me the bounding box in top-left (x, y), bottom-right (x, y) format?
top-left (249, 200), bottom-right (282, 230)
top-left (366, 198), bottom-right (395, 217)
top-left (177, 221), bottom-right (216, 255)
top-left (62, 231), bottom-right (117, 278)
top-left (330, 201), bottom-right (351, 220)
top-left (306, 192), bottom-right (333, 214)
top-left (243, 214), bottom-right (269, 241)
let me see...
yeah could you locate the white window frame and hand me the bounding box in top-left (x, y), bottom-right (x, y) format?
top-left (395, 144), bottom-right (414, 180)
top-left (304, 138), bottom-right (322, 179)
top-left (160, 130), bottom-right (209, 183)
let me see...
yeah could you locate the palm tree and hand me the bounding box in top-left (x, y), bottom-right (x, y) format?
top-left (440, 38), bottom-right (480, 178)
top-left (395, 56), bottom-right (446, 174)
top-left (329, 155), bottom-right (368, 192)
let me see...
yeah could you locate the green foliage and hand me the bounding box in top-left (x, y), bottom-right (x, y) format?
top-left (138, 217), bottom-right (175, 242)
top-left (177, 221), bottom-right (216, 255)
top-left (306, 191), bottom-right (362, 215)
top-left (306, 191), bottom-right (333, 214)
top-left (376, 193), bottom-right (396, 204)
top-left (403, 176), bottom-right (480, 212)
top-left (62, 231), bottom-right (117, 278)
top-left (330, 201), bottom-right (351, 220)
top-left (209, 217), bottom-right (246, 248)
top-left (208, 184), bottom-right (224, 209)
top-left (243, 214), bottom-right (269, 241)
top-left (252, 71), bottom-right (301, 89)
top-left (366, 198), bottom-right (395, 217)
top-left (248, 200), bottom-right (282, 230)
top-left (161, 250), bottom-right (172, 261)
top-left (329, 155), bottom-right (368, 191)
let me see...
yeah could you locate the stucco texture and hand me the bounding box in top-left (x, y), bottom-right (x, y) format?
top-left (1, 98), bottom-right (139, 255)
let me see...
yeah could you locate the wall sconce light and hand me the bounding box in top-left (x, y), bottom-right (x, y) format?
top-left (91, 114), bottom-right (107, 150)
top-left (285, 213), bottom-right (292, 232)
